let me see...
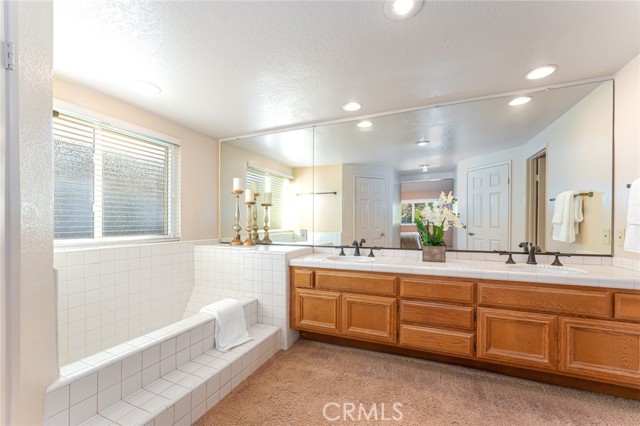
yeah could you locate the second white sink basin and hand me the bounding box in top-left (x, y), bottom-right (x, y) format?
top-left (510, 264), bottom-right (587, 275)
top-left (326, 255), bottom-right (376, 263)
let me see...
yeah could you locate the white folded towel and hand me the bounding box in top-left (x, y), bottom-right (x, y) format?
top-left (624, 178), bottom-right (640, 253)
top-left (552, 191), bottom-right (583, 243)
top-left (200, 298), bottom-right (252, 352)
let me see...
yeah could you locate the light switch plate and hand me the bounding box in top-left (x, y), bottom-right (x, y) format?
top-left (616, 229), bottom-right (625, 247)
top-left (602, 228), bottom-right (611, 246)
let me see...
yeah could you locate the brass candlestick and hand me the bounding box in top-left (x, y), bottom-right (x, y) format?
top-left (244, 201), bottom-right (256, 246)
top-left (252, 192), bottom-right (261, 242)
top-left (230, 190), bottom-right (243, 246)
top-left (261, 203), bottom-right (273, 244)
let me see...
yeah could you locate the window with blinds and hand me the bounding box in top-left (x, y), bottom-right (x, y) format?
top-left (53, 110), bottom-right (180, 243)
top-left (246, 164), bottom-right (290, 230)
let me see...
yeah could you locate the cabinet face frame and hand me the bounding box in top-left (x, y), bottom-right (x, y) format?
top-left (559, 317), bottom-right (640, 388)
top-left (476, 308), bottom-right (558, 371)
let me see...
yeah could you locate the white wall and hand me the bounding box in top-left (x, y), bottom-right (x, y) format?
top-left (53, 78), bottom-right (219, 241)
top-left (525, 81), bottom-right (613, 254)
top-left (613, 55), bottom-right (640, 262)
top-left (5, 2), bottom-right (58, 425)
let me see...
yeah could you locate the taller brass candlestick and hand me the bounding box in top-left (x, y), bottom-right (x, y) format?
top-left (230, 189), bottom-right (243, 246)
top-left (243, 201), bottom-right (256, 246)
top-left (261, 202), bottom-right (273, 244)
top-left (252, 192), bottom-right (261, 242)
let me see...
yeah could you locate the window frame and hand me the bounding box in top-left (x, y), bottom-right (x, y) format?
top-left (53, 100), bottom-right (181, 248)
top-left (400, 199), bottom-right (436, 225)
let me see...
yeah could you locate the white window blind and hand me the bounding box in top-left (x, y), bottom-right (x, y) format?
top-left (246, 164), bottom-right (290, 230)
top-left (53, 110), bottom-right (180, 243)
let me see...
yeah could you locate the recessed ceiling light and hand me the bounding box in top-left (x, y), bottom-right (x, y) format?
top-left (133, 81), bottom-right (162, 95)
top-left (342, 102), bottom-right (362, 112)
top-left (415, 140), bottom-right (429, 146)
top-left (419, 164), bottom-right (429, 172)
top-left (508, 96), bottom-right (532, 106)
top-left (525, 65), bottom-right (557, 80)
top-left (383, 0), bottom-right (424, 20)
top-left (357, 120), bottom-right (373, 128)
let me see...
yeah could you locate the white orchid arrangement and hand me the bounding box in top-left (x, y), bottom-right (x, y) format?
top-left (415, 191), bottom-right (466, 247)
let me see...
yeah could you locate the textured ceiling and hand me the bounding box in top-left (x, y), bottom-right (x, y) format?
top-left (53, 1), bottom-right (639, 140)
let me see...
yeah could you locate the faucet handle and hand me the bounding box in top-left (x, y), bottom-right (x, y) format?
top-left (545, 251), bottom-right (570, 266)
top-left (368, 247), bottom-right (381, 258)
top-left (495, 250), bottom-right (516, 264)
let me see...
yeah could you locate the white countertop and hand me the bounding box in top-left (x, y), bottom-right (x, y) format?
top-left (289, 252), bottom-right (640, 290)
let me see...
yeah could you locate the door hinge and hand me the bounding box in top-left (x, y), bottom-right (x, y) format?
top-left (4, 42), bottom-right (15, 70)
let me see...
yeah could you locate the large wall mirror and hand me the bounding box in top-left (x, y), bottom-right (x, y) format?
top-left (220, 80), bottom-right (613, 255)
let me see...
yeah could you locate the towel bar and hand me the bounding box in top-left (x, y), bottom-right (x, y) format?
top-left (550, 191), bottom-right (593, 202)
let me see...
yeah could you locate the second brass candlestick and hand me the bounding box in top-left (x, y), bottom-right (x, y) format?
top-left (244, 201), bottom-right (256, 246)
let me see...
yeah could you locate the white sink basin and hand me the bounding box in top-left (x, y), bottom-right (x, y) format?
top-left (326, 255), bottom-right (376, 263)
top-left (510, 264), bottom-right (587, 275)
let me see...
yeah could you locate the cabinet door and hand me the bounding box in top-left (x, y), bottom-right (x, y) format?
top-left (477, 308), bottom-right (557, 371)
top-left (342, 293), bottom-right (397, 344)
top-left (294, 289), bottom-right (341, 335)
top-left (559, 317), bottom-right (640, 388)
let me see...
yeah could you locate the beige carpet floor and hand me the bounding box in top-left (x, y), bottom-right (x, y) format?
top-left (195, 340), bottom-right (640, 426)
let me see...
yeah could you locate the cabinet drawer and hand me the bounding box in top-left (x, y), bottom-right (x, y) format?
top-left (400, 300), bottom-right (474, 331)
top-left (399, 324), bottom-right (474, 357)
top-left (293, 289), bottom-right (341, 335)
top-left (614, 294), bottom-right (640, 323)
top-left (342, 294), bottom-right (396, 344)
top-left (400, 278), bottom-right (474, 304)
top-left (559, 317), bottom-right (640, 388)
top-left (478, 283), bottom-right (613, 318)
top-left (477, 308), bottom-right (557, 371)
top-left (292, 269), bottom-right (314, 288)
top-left (316, 271), bottom-right (396, 296)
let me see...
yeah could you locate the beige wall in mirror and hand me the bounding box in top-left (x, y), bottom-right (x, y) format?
top-left (217, 68), bottom-right (640, 256)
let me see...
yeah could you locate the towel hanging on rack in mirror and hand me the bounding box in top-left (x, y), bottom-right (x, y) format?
top-left (550, 191), bottom-right (593, 202)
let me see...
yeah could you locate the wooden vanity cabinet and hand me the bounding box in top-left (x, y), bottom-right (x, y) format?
top-left (476, 308), bottom-right (558, 371)
top-left (290, 267), bottom-right (640, 396)
top-left (559, 317), bottom-right (640, 387)
top-left (398, 277), bottom-right (476, 358)
top-left (291, 269), bottom-right (398, 345)
top-left (293, 288), bottom-right (341, 335)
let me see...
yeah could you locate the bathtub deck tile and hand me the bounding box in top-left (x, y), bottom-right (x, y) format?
top-left (125, 389), bottom-right (156, 407)
top-left (113, 407), bottom-right (151, 426)
top-left (177, 361), bottom-right (200, 374)
top-left (163, 369), bottom-right (189, 384)
top-left (77, 414), bottom-right (113, 426)
top-left (100, 401), bottom-right (136, 422)
top-left (144, 378), bottom-right (173, 396)
top-left (137, 395), bottom-right (170, 414)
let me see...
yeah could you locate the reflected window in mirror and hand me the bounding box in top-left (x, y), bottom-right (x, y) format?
top-left (246, 164), bottom-right (291, 230)
top-left (400, 200), bottom-right (430, 225)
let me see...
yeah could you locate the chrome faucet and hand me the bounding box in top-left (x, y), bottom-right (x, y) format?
top-left (352, 238), bottom-right (366, 256)
top-left (527, 244), bottom-right (541, 265)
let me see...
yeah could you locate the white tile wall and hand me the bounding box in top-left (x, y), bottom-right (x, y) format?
top-left (53, 241), bottom-right (215, 365)
top-left (186, 245), bottom-right (312, 349)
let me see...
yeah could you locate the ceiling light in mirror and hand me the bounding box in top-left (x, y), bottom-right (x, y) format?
top-left (133, 81), bottom-right (162, 95)
top-left (357, 120), bottom-right (373, 128)
top-left (383, 0), bottom-right (424, 20)
top-left (342, 102), bottom-right (362, 112)
top-left (415, 140), bottom-right (429, 146)
top-left (525, 65), bottom-right (558, 80)
top-left (508, 96), bottom-right (532, 106)
top-left (419, 164), bottom-right (429, 172)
